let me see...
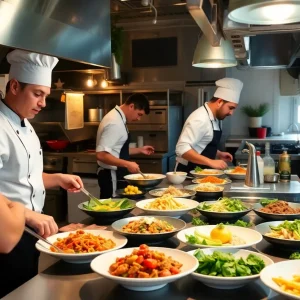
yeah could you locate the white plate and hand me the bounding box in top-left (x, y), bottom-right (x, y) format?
top-left (35, 230), bottom-right (127, 264)
top-left (136, 198), bottom-right (199, 218)
top-left (188, 248), bottom-right (274, 289)
top-left (192, 178), bottom-right (232, 185)
top-left (224, 169), bottom-right (246, 180)
top-left (260, 260), bottom-right (300, 300)
top-left (90, 246), bottom-right (198, 291)
top-left (190, 169), bottom-right (224, 178)
top-left (177, 225), bottom-right (262, 249)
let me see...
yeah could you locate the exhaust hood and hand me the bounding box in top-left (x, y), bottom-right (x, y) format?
top-left (0, 0), bottom-right (111, 73)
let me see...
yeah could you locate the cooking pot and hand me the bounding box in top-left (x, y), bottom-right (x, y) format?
top-left (88, 108), bottom-right (103, 122)
top-left (46, 140), bottom-right (69, 151)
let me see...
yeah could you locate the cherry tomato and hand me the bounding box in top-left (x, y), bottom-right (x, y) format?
top-left (143, 259), bottom-right (158, 269)
top-left (139, 244), bottom-right (149, 250)
top-left (136, 255), bottom-right (144, 264)
top-left (170, 267), bottom-right (180, 275)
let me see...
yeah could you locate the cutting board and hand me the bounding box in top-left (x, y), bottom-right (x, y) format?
top-left (65, 93), bottom-right (84, 130)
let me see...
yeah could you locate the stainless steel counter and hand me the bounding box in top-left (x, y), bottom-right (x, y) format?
top-left (3, 178), bottom-right (299, 300)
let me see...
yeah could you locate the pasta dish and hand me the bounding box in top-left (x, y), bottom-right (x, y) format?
top-left (50, 230), bottom-right (116, 253)
top-left (122, 217), bottom-right (174, 234)
top-left (195, 176), bottom-right (227, 184)
top-left (195, 169), bottom-right (223, 175)
top-left (194, 183), bottom-right (224, 192)
top-left (109, 244), bottom-right (182, 278)
top-left (228, 166), bottom-right (247, 174)
top-left (265, 220), bottom-right (300, 240)
top-left (145, 195), bottom-right (187, 210)
top-left (151, 186), bottom-right (191, 197)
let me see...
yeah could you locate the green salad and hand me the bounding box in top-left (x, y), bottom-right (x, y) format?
top-left (269, 220), bottom-right (300, 240)
top-left (82, 197), bottom-right (134, 212)
top-left (199, 197), bottom-right (248, 212)
top-left (260, 198), bottom-right (278, 207)
top-left (193, 249), bottom-right (266, 277)
top-left (191, 218), bottom-right (253, 228)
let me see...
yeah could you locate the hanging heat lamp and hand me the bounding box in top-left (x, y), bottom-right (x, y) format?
top-left (228, 0), bottom-right (300, 25)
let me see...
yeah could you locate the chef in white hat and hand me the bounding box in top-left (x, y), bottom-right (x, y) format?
top-left (176, 78), bottom-right (243, 172)
top-left (0, 49), bottom-right (83, 297)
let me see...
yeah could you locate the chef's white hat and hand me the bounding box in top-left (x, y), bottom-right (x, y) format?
top-left (7, 50), bottom-right (59, 88)
top-left (214, 78), bottom-right (243, 104)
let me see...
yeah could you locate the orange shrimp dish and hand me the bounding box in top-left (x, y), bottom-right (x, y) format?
top-left (50, 230), bottom-right (116, 254)
top-left (196, 176), bottom-right (227, 184)
top-left (230, 166), bottom-right (247, 174)
top-left (109, 244), bottom-right (182, 278)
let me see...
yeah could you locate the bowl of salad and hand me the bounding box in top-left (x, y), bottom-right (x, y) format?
top-left (197, 197), bottom-right (252, 220)
top-left (188, 248), bottom-right (273, 289)
top-left (78, 198), bottom-right (136, 220)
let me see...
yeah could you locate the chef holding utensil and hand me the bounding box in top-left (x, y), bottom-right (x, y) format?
top-left (176, 78), bottom-right (243, 172)
top-left (0, 49), bottom-right (83, 297)
top-left (96, 93), bottom-right (154, 198)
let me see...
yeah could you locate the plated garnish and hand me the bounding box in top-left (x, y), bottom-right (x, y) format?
top-left (145, 195), bottom-right (187, 210)
top-left (265, 220), bottom-right (300, 240)
top-left (185, 224), bottom-right (246, 247)
top-left (191, 218), bottom-right (253, 228)
top-left (198, 197), bottom-right (248, 212)
top-left (82, 198), bottom-right (134, 212)
top-left (122, 217), bottom-right (174, 234)
top-left (108, 244), bottom-right (182, 278)
top-left (193, 249), bottom-right (265, 277)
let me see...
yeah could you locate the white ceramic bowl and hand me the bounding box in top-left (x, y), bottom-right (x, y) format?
top-left (90, 246), bottom-right (198, 291)
top-left (166, 172), bottom-right (187, 184)
top-left (260, 260), bottom-right (300, 300)
top-left (35, 230), bottom-right (127, 264)
top-left (136, 198), bottom-right (199, 218)
top-left (188, 248), bottom-right (274, 289)
top-left (177, 225), bottom-right (262, 249)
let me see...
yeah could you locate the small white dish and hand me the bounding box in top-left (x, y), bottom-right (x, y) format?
top-left (35, 230), bottom-right (127, 264)
top-left (90, 246), bottom-right (198, 291)
top-left (188, 248), bottom-right (274, 289)
top-left (166, 171), bottom-right (187, 184)
top-left (136, 198), bottom-right (199, 218)
top-left (260, 260), bottom-right (300, 300)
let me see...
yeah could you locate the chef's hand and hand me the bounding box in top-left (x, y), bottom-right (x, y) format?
top-left (126, 161), bottom-right (140, 173)
top-left (218, 151), bottom-right (233, 162)
top-left (209, 159), bottom-right (228, 170)
top-left (139, 145), bottom-right (155, 155)
top-left (57, 174), bottom-right (83, 193)
top-left (25, 209), bottom-right (58, 238)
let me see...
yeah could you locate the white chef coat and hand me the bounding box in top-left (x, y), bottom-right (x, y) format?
top-left (0, 100), bottom-right (45, 212)
top-left (96, 105), bottom-right (128, 170)
top-left (176, 103), bottom-right (221, 157)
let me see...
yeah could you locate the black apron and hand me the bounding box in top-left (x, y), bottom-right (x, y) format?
top-left (98, 108), bottom-right (130, 198)
top-left (179, 105), bottom-right (222, 173)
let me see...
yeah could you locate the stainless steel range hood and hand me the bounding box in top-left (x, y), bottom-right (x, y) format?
top-left (0, 0), bottom-right (111, 73)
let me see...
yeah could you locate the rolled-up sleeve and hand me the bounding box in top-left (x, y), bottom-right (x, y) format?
top-left (96, 123), bottom-right (122, 155)
top-left (176, 118), bottom-right (207, 157)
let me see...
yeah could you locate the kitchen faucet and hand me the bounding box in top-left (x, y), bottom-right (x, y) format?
top-left (286, 123), bottom-right (300, 145)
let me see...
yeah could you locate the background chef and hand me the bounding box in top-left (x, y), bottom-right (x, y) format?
top-left (176, 78), bottom-right (243, 172)
top-left (0, 49), bottom-right (83, 298)
top-left (96, 93), bottom-right (154, 198)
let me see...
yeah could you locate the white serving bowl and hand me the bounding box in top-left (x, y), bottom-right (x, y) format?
top-left (166, 172), bottom-right (187, 184)
top-left (260, 260), bottom-right (300, 300)
top-left (35, 230), bottom-right (127, 264)
top-left (177, 225), bottom-right (262, 249)
top-left (90, 246), bottom-right (198, 291)
top-left (188, 248), bottom-right (274, 289)
top-left (136, 198), bottom-right (199, 218)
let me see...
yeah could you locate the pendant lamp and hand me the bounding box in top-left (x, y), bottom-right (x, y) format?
top-left (228, 0), bottom-right (300, 25)
top-left (192, 35), bottom-right (237, 68)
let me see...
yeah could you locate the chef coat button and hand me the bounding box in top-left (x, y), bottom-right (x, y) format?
top-left (28, 174), bottom-right (30, 179)
top-left (39, 151), bottom-right (41, 155)
top-left (16, 130), bottom-right (19, 134)
top-left (43, 191), bottom-right (45, 195)
top-left (33, 194), bottom-right (35, 198)
top-left (29, 154), bottom-right (31, 159)
top-left (30, 129), bottom-right (32, 132)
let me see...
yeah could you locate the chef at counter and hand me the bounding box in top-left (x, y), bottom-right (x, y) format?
top-left (96, 93), bottom-right (155, 199)
top-left (176, 78), bottom-right (243, 172)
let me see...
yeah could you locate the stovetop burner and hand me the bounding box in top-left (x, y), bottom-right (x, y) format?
top-left (242, 143), bottom-right (300, 155)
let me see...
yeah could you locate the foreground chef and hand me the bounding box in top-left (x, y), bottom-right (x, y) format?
top-left (0, 194), bottom-right (25, 253)
top-left (176, 78), bottom-right (243, 172)
top-left (96, 93), bottom-right (154, 198)
top-left (0, 49), bottom-right (83, 297)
